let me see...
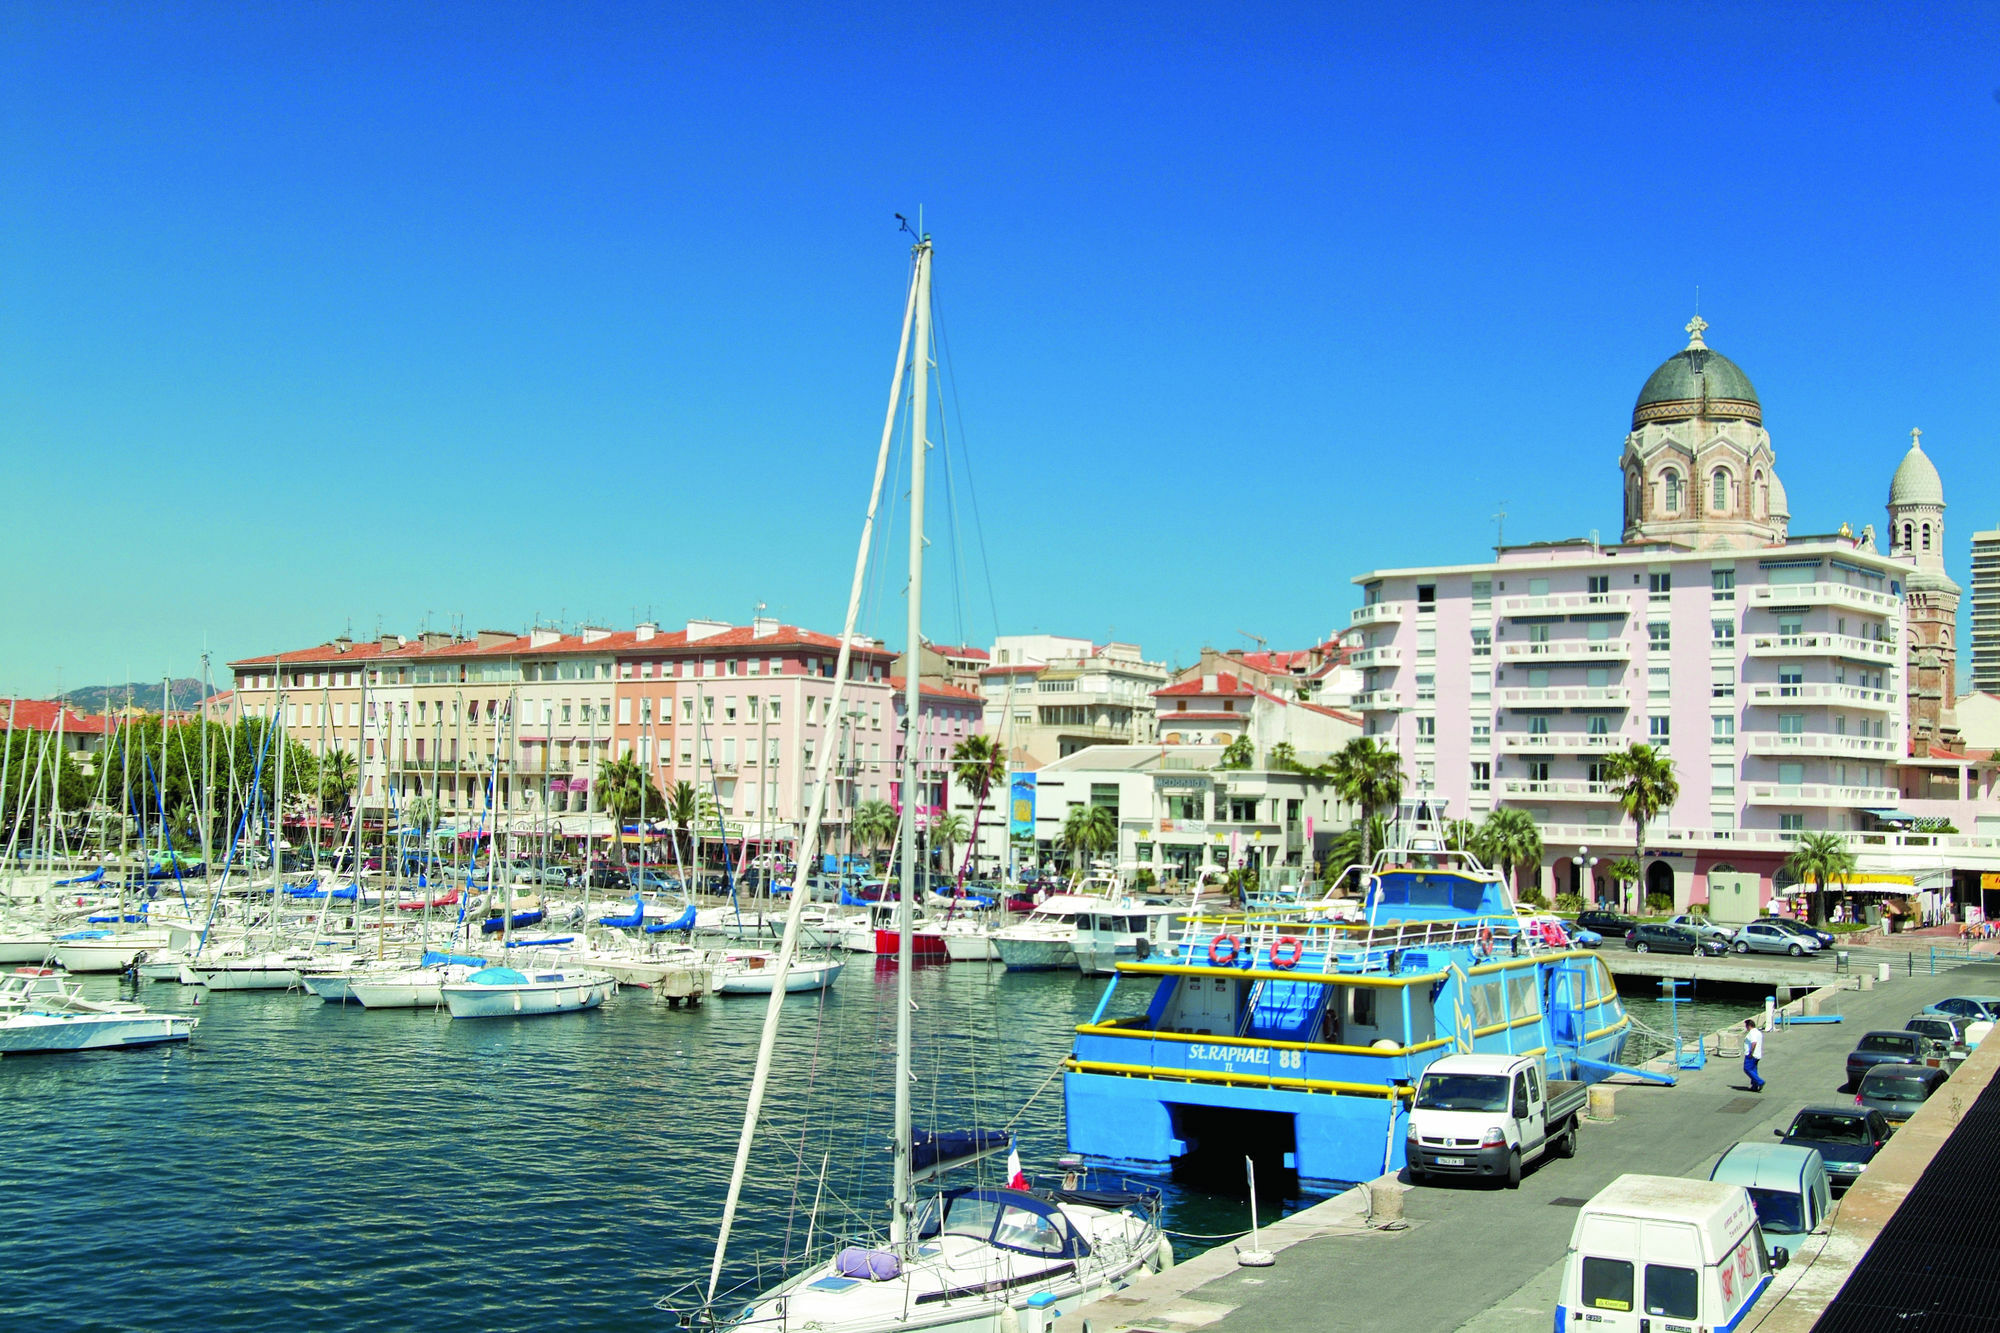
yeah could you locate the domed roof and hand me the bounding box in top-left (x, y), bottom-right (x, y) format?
top-left (1632, 316), bottom-right (1761, 428)
top-left (1889, 429), bottom-right (1944, 508)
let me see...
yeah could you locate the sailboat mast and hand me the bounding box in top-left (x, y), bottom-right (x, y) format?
top-left (891, 235), bottom-right (932, 1246)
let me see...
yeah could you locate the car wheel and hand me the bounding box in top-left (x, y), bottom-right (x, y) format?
top-left (1734, 941), bottom-right (1750, 954)
top-left (1555, 1121), bottom-right (1578, 1159)
top-left (1506, 1150), bottom-right (1522, 1189)
top-left (1635, 942), bottom-right (1650, 953)
top-left (1788, 944), bottom-right (1803, 957)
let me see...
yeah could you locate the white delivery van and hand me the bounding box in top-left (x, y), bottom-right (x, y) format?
top-left (1555, 1174), bottom-right (1788, 1332)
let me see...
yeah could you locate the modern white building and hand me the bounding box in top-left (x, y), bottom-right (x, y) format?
top-left (980, 638), bottom-right (1170, 765)
top-left (1971, 526), bottom-right (2000, 696)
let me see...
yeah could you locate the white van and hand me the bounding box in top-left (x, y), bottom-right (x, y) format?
top-left (1556, 1174), bottom-right (1788, 1332)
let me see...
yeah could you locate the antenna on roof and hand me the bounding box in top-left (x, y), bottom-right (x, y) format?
top-left (1493, 501), bottom-right (1508, 555)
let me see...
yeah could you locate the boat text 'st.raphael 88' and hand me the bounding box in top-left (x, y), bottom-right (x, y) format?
top-left (1063, 801), bottom-right (1630, 1190)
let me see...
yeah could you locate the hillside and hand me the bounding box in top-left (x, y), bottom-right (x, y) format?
top-left (60, 678), bottom-right (211, 714)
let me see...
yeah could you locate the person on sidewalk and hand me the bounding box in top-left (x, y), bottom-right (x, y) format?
top-left (1742, 1019), bottom-right (1765, 1093)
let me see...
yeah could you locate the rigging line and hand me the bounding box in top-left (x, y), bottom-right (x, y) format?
top-left (929, 283), bottom-right (1006, 641)
top-left (926, 277), bottom-right (971, 650)
top-left (1001, 1054), bottom-right (1071, 1132)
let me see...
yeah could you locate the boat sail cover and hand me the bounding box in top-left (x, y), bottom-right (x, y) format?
top-left (645, 905), bottom-right (697, 934)
top-left (596, 894), bottom-right (645, 928)
top-left (911, 1128), bottom-right (1011, 1182)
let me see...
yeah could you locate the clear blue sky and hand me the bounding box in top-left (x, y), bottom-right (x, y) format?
top-left (4, 3), bottom-right (1997, 696)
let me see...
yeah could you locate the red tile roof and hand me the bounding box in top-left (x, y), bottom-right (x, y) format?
top-left (1153, 673), bottom-right (1261, 699)
top-left (931, 644), bottom-right (990, 660)
top-left (888, 676), bottom-right (985, 703)
top-left (232, 623), bottom-right (890, 671)
top-left (0, 700), bottom-right (115, 735)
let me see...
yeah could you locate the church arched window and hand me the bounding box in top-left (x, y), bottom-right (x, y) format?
top-left (1922, 523), bottom-right (1932, 552)
top-left (1712, 469), bottom-right (1730, 512)
top-left (1663, 469), bottom-right (1682, 513)
top-left (1902, 522), bottom-right (1913, 551)
top-left (1753, 470), bottom-right (1767, 517)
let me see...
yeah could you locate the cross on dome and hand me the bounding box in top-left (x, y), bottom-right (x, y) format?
top-left (1684, 314), bottom-right (1709, 349)
top-left (1911, 426), bottom-right (1923, 448)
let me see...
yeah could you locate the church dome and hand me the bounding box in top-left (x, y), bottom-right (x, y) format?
top-left (1889, 431), bottom-right (1944, 508)
top-left (1633, 317), bottom-right (1761, 428)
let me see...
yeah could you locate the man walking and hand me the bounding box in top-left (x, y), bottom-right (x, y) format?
top-left (1742, 1018), bottom-right (1765, 1093)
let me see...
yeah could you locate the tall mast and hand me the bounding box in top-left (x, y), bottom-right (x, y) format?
top-left (892, 234), bottom-right (933, 1245)
top-left (200, 653), bottom-right (213, 878)
top-left (272, 661), bottom-right (286, 939)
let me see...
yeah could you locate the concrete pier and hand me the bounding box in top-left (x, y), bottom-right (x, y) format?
top-left (1065, 960), bottom-right (2000, 1333)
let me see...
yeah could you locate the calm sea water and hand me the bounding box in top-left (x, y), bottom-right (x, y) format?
top-left (0, 963), bottom-right (1274, 1333)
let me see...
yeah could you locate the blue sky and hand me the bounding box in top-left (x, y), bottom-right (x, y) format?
top-left (4, 3), bottom-right (1997, 695)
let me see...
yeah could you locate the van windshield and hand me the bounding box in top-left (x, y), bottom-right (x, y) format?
top-left (1745, 1187), bottom-right (1806, 1235)
top-left (1415, 1073), bottom-right (1508, 1112)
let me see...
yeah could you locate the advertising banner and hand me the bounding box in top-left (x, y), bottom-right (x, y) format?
top-left (1009, 772), bottom-right (1037, 839)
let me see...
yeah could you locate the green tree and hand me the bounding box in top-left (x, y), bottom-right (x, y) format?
top-left (949, 733), bottom-right (1007, 884)
top-left (317, 748), bottom-right (358, 817)
top-left (1784, 832), bottom-right (1857, 927)
top-left (666, 779), bottom-right (718, 871)
top-left (1326, 813), bottom-right (1390, 887)
top-left (1443, 818), bottom-right (1481, 854)
top-left (1268, 741), bottom-right (1301, 773)
top-left (1477, 807), bottom-right (1544, 898)
top-left (1218, 734), bottom-right (1255, 770)
top-left (853, 798), bottom-right (899, 871)
top-left (1603, 743), bottom-right (1680, 874)
top-left (1061, 803), bottom-right (1117, 880)
top-left (1601, 856), bottom-right (1641, 910)
top-left (595, 754), bottom-right (662, 878)
top-left (927, 812), bottom-right (969, 877)
top-left (1326, 737), bottom-right (1403, 868)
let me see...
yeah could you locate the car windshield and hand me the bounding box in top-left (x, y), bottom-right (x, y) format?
top-left (1745, 1186), bottom-right (1806, 1236)
top-left (1415, 1073), bottom-right (1509, 1112)
top-left (1792, 1113), bottom-right (1869, 1144)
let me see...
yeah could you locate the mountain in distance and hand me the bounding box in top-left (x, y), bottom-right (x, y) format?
top-left (60, 678), bottom-right (211, 714)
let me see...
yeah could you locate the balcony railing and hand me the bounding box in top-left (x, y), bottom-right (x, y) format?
top-left (1350, 645), bottom-right (1403, 668)
top-left (1751, 582), bottom-right (1901, 615)
top-left (1745, 682), bottom-right (1899, 710)
top-left (1499, 640), bottom-right (1629, 662)
top-left (1742, 732), bottom-right (1896, 758)
top-left (1351, 601), bottom-right (1407, 627)
top-left (1743, 782), bottom-right (1901, 808)
top-left (1496, 685), bottom-right (1629, 707)
top-left (1496, 731), bottom-right (1624, 752)
top-left (1495, 590), bottom-right (1632, 616)
top-left (1499, 779), bottom-right (1618, 802)
top-left (1351, 689), bottom-right (1403, 711)
top-left (1745, 632), bottom-right (1897, 662)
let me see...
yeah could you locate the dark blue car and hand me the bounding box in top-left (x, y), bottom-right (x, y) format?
top-left (1774, 1106), bottom-right (1891, 1190)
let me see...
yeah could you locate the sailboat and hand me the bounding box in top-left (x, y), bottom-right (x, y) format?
top-left (664, 231), bottom-right (1165, 1332)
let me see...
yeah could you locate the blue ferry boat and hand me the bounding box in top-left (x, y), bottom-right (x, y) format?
top-left (1063, 803), bottom-right (1630, 1191)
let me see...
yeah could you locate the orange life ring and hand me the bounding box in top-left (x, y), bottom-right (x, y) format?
top-left (1208, 933), bottom-right (1242, 966)
top-left (1270, 936), bottom-right (1304, 970)
top-left (1476, 925), bottom-right (1495, 958)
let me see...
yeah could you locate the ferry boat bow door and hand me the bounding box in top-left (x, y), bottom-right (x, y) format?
top-left (1548, 960), bottom-right (1592, 1071)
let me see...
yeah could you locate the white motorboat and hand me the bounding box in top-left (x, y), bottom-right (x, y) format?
top-left (183, 951), bottom-right (317, 991)
top-left (695, 905), bottom-right (779, 941)
top-left (52, 929), bottom-right (174, 974)
top-left (441, 965), bottom-right (615, 1018)
top-left (0, 967), bottom-right (69, 1010)
top-left (347, 954), bottom-right (486, 1010)
top-left (1070, 903), bottom-right (1188, 975)
top-left (990, 895), bottom-right (1111, 971)
top-left (921, 915), bottom-right (1000, 962)
top-left (711, 950), bottom-right (844, 995)
top-left (0, 985), bottom-right (197, 1054)
top-left (0, 928), bottom-right (57, 965)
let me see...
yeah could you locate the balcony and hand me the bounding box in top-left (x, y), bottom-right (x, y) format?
top-left (1496, 685), bottom-right (1629, 708)
top-left (1351, 601), bottom-right (1407, 628)
top-left (1499, 779), bottom-right (1618, 802)
top-left (1742, 732), bottom-right (1898, 759)
top-left (1494, 590), bottom-right (1632, 616)
top-left (1745, 632), bottom-right (1897, 663)
top-left (1499, 639), bottom-right (1630, 662)
top-left (1743, 782), bottom-right (1900, 808)
top-left (1349, 645), bottom-right (1403, 668)
top-left (1745, 682), bottom-right (1899, 711)
top-left (1496, 731), bottom-right (1624, 753)
top-left (1751, 582), bottom-right (1900, 615)
top-left (1351, 689), bottom-right (1403, 711)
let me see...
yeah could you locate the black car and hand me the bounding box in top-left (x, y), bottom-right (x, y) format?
top-left (1575, 909), bottom-right (1640, 938)
top-left (1624, 922), bottom-right (1727, 956)
top-left (1843, 1030), bottom-right (1933, 1091)
top-left (1774, 1106), bottom-right (1892, 1189)
top-left (1857, 1064), bottom-right (1950, 1126)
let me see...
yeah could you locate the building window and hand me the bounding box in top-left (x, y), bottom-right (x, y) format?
top-left (1526, 760), bottom-right (1551, 783)
top-left (1648, 622), bottom-right (1670, 652)
top-left (1778, 762), bottom-right (1805, 785)
top-left (1648, 572), bottom-right (1672, 602)
top-left (1416, 716), bottom-right (1436, 744)
top-left (1416, 673), bottom-right (1436, 702)
top-left (1711, 665), bottom-right (1734, 698)
top-left (1587, 620), bottom-right (1613, 642)
top-left (1779, 713), bottom-right (1805, 735)
top-left (1649, 667), bottom-right (1672, 695)
top-left (1663, 470), bottom-right (1682, 512)
top-left (1470, 762), bottom-right (1490, 793)
top-left (1712, 469), bottom-right (1730, 512)
top-left (1780, 813), bottom-right (1805, 831)
top-left (1417, 584), bottom-right (1436, 608)
top-left (1712, 761), bottom-right (1735, 791)
top-left (1712, 619), bottom-right (1735, 649)
top-left (1649, 716), bottom-right (1670, 743)
top-left (1711, 567), bottom-right (1735, 600)
top-left (1471, 717), bottom-right (1491, 743)
top-left (1922, 523), bottom-right (1932, 552)
top-left (1588, 574), bottom-right (1610, 597)
top-left (1471, 627), bottom-right (1491, 657)
top-left (1529, 623), bottom-right (1551, 644)
top-left (1778, 666), bottom-right (1803, 696)
top-left (1471, 580), bottom-right (1492, 608)
top-left (1529, 714), bottom-right (1550, 735)
top-left (1528, 577), bottom-right (1550, 597)
top-left (1417, 628), bottom-right (1437, 658)
top-left (1587, 714), bottom-right (1610, 736)
top-left (1712, 713), bottom-right (1735, 740)
top-left (1528, 669), bottom-right (1550, 688)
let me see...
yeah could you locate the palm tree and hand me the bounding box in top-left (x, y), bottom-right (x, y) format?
top-left (317, 748), bottom-right (359, 817)
top-left (1601, 856), bottom-right (1641, 910)
top-left (1326, 814), bottom-right (1389, 886)
top-left (950, 734), bottom-right (1007, 885)
top-left (666, 780), bottom-right (717, 873)
top-left (1784, 832), bottom-right (1857, 927)
top-left (1060, 804), bottom-right (1117, 881)
top-left (1443, 818), bottom-right (1480, 854)
top-left (596, 755), bottom-right (661, 878)
top-left (853, 798), bottom-right (898, 872)
top-left (1604, 743), bottom-right (1680, 888)
top-left (1218, 734), bottom-right (1255, 770)
top-left (927, 813), bottom-right (969, 879)
top-left (1326, 737), bottom-right (1403, 868)
top-left (1268, 741), bottom-right (1301, 773)
top-left (405, 795), bottom-right (440, 876)
top-left (1477, 807), bottom-right (1543, 898)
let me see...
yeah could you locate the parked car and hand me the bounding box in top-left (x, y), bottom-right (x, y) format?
top-left (1762, 917), bottom-right (1835, 949)
top-left (1732, 920), bottom-right (1822, 957)
top-left (1774, 1105), bottom-right (1892, 1191)
top-left (1855, 1063), bottom-right (1949, 1126)
top-left (1709, 1141), bottom-right (1832, 1238)
top-left (1905, 1013), bottom-right (1974, 1064)
top-left (1625, 923), bottom-right (1727, 957)
top-left (1574, 909), bottom-right (1639, 938)
top-left (1667, 912), bottom-right (1735, 945)
top-left (1843, 1029), bottom-right (1933, 1090)
top-left (1923, 995), bottom-right (2000, 1024)
top-left (630, 868), bottom-right (682, 893)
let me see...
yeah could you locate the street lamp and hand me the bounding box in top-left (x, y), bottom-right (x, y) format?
top-left (1578, 844), bottom-right (1601, 908)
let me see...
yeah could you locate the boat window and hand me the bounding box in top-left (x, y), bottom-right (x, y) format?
top-left (1507, 973), bottom-right (1540, 1018)
top-left (1643, 1264), bottom-right (1699, 1318)
top-left (1350, 988), bottom-right (1377, 1028)
top-left (994, 1204), bottom-right (1066, 1255)
top-left (1581, 1257), bottom-right (1634, 1311)
top-left (942, 1196), bottom-right (1003, 1240)
top-left (1414, 1073), bottom-right (1508, 1112)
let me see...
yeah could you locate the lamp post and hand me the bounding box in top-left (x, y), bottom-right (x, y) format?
top-left (1578, 844), bottom-right (1600, 909)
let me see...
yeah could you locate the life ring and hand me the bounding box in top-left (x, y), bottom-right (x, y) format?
top-left (1476, 926), bottom-right (1495, 959)
top-left (1208, 934), bottom-right (1242, 966)
top-left (1270, 936), bottom-right (1304, 970)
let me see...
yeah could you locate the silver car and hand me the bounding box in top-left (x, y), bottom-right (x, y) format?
top-left (1731, 920), bottom-right (1823, 957)
top-left (1667, 913), bottom-right (1735, 945)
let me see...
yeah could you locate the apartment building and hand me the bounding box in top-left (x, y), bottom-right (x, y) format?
top-left (1151, 670), bottom-right (1359, 759)
top-left (980, 636), bottom-right (1170, 765)
top-left (1972, 525), bottom-right (2000, 696)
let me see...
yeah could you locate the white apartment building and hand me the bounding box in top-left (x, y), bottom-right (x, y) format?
top-left (981, 637), bottom-right (1170, 765)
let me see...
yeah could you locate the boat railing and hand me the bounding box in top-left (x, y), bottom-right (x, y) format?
top-left (1166, 912), bottom-right (1566, 972)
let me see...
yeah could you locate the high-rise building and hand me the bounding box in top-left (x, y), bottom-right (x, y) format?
top-left (1971, 526), bottom-right (2000, 696)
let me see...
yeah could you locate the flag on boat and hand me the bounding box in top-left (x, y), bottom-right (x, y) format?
top-left (1007, 1146), bottom-right (1027, 1190)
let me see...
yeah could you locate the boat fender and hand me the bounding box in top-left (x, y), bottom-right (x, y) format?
top-left (1208, 934), bottom-right (1241, 967)
top-left (1151, 1237), bottom-right (1174, 1272)
top-left (1269, 936), bottom-right (1304, 970)
top-left (1134, 936), bottom-right (1152, 961)
top-left (996, 1305), bottom-right (1020, 1333)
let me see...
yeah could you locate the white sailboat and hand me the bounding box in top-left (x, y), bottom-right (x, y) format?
top-left (666, 232), bottom-right (1165, 1333)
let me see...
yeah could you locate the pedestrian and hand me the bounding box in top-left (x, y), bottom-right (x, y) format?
top-left (1742, 1019), bottom-right (1765, 1093)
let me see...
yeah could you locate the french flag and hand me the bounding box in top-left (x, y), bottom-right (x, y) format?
top-left (1007, 1146), bottom-right (1027, 1190)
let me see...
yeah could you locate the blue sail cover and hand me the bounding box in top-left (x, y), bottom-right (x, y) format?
top-left (912, 1129), bottom-right (1010, 1176)
top-left (87, 914), bottom-right (148, 924)
top-left (596, 894), bottom-right (645, 929)
top-left (55, 867), bottom-right (106, 887)
top-left (479, 909), bottom-right (545, 935)
top-left (644, 905), bottom-right (697, 934)
top-left (467, 966), bottom-right (527, 986)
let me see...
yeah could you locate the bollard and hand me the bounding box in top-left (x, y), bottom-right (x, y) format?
top-left (1586, 1085), bottom-right (1617, 1120)
top-left (1861, 973), bottom-right (1875, 991)
top-left (1369, 1180), bottom-right (1404, 1225)
top-left (1764, 996), bottom-right (1776, 1030)
top-left (1878, 962), bottom-right (1892, 984)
